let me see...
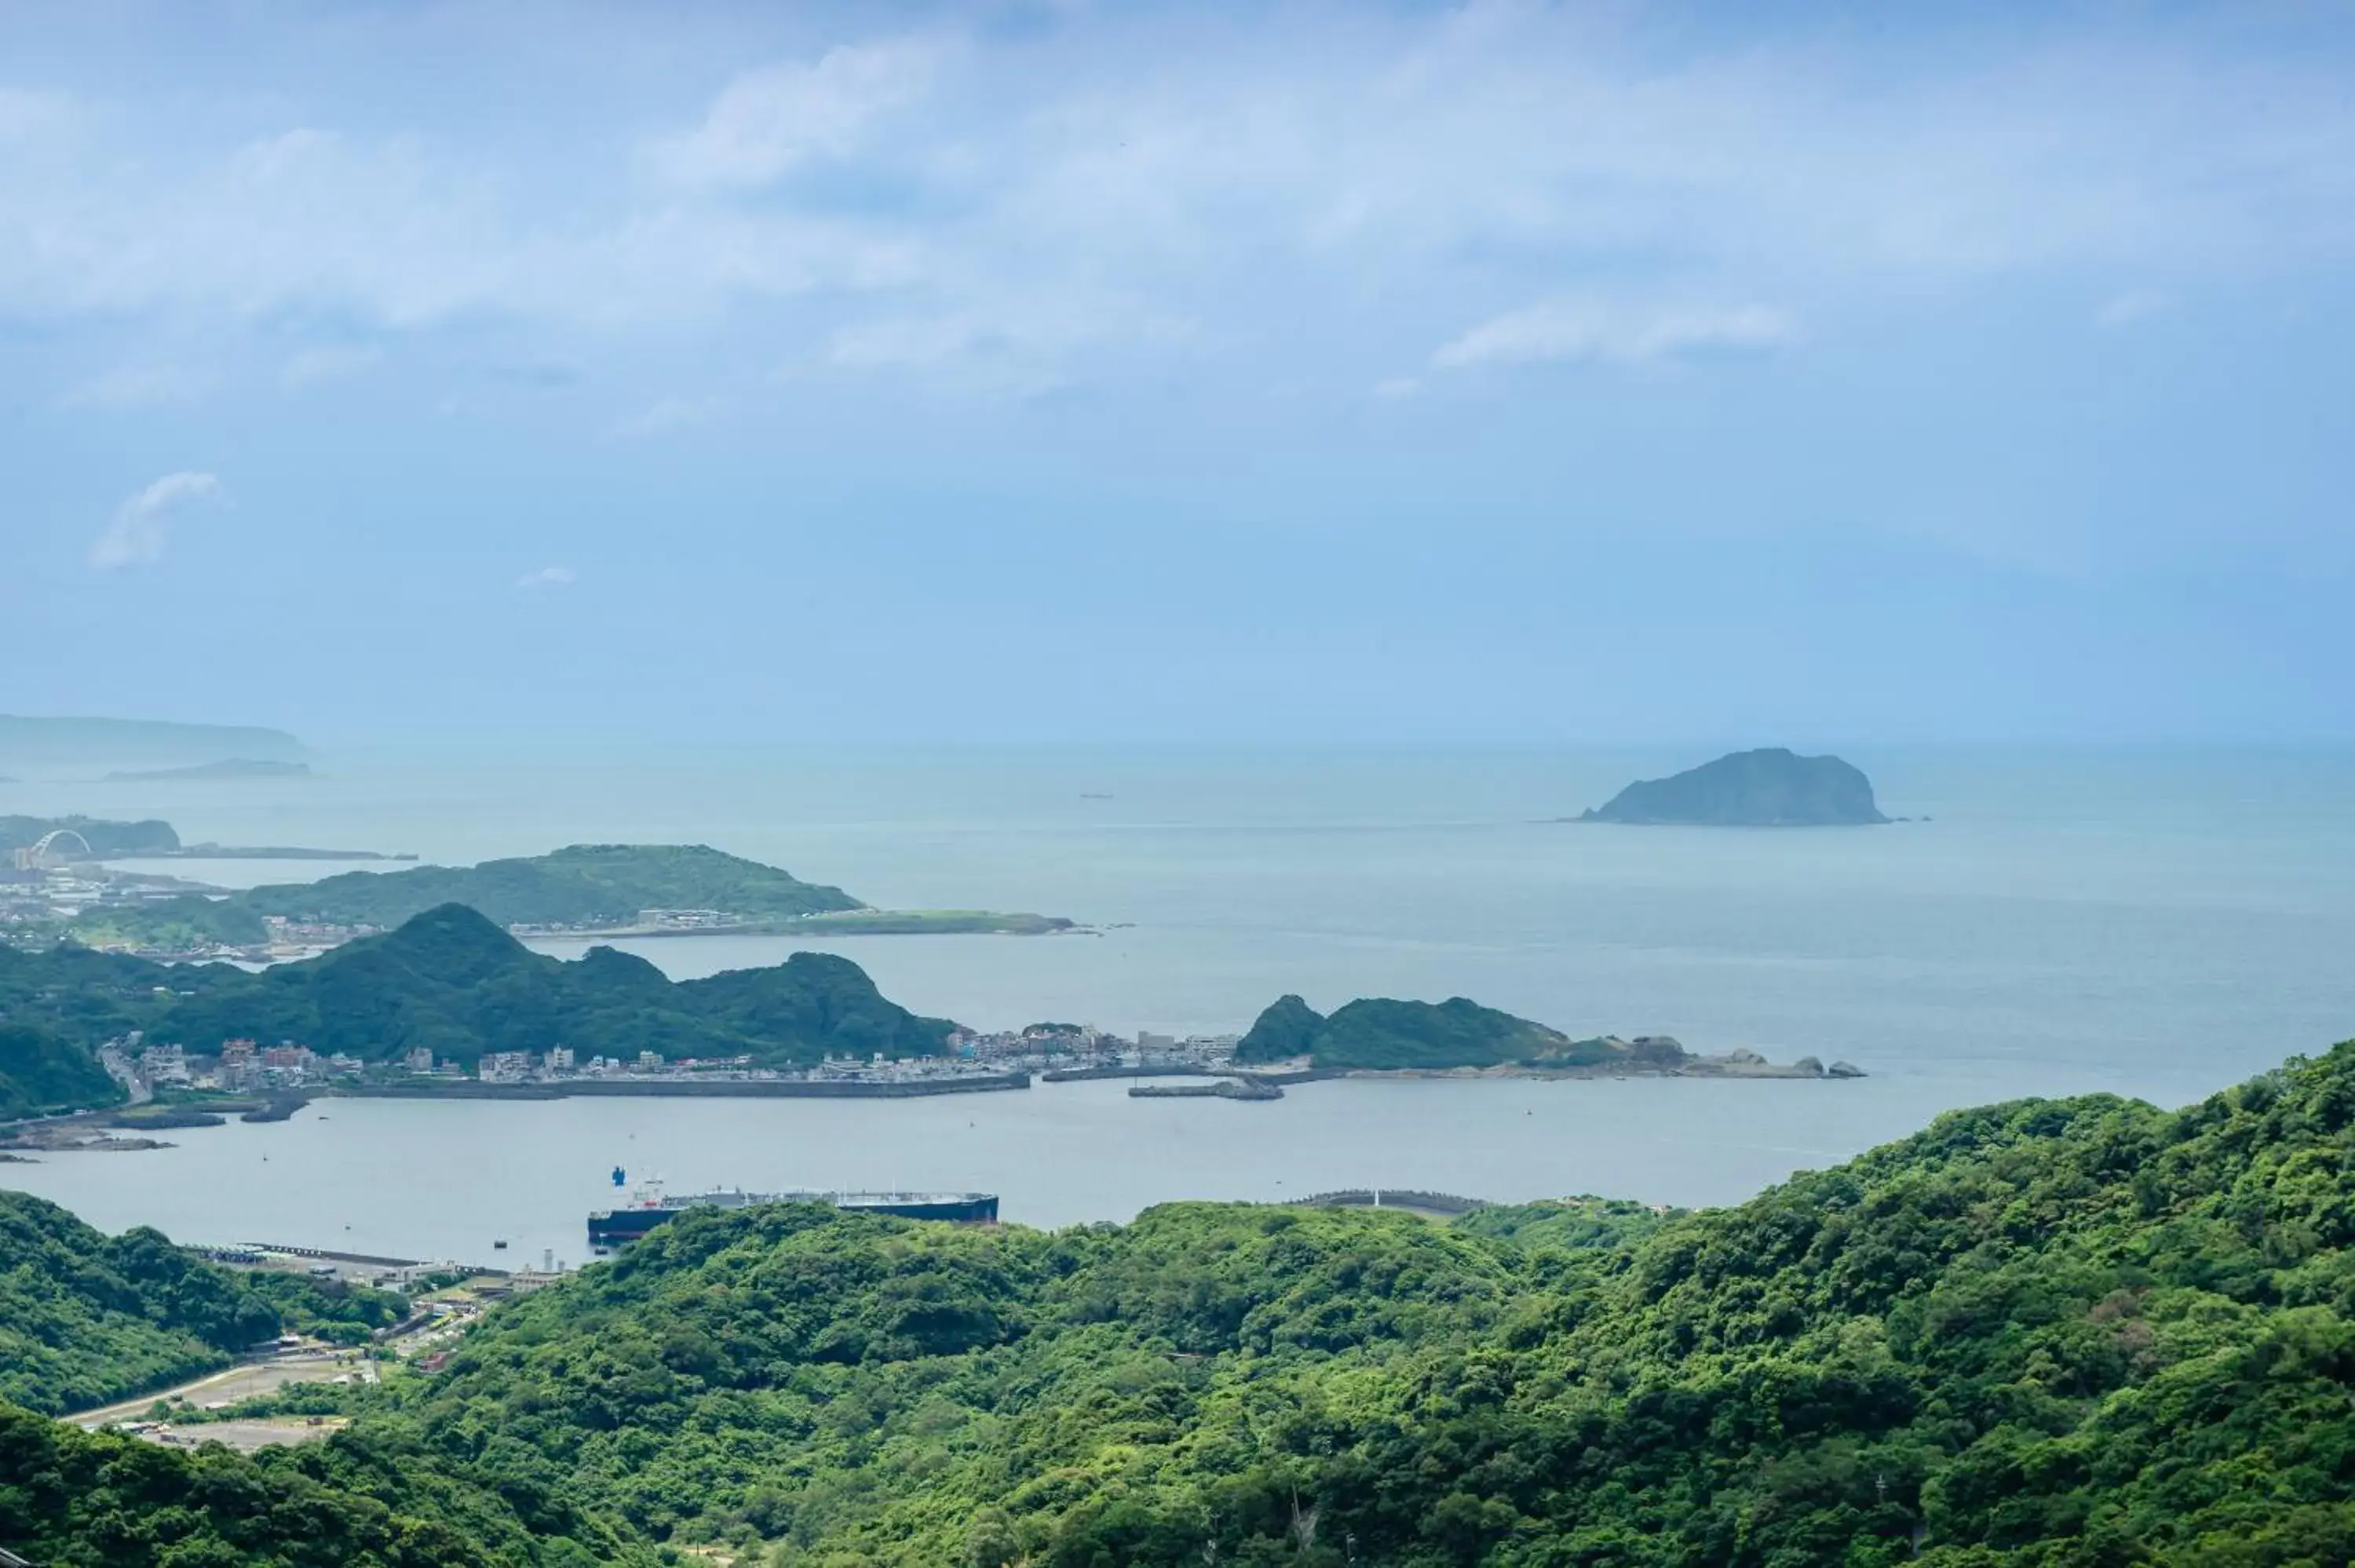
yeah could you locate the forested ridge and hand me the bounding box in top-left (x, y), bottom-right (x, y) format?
top-left (0, 1191), bottom-right (403, 1417)
top-left (0, 903), bottom-right (955, 1076)
top-left (10, 1042), bottom-right (2355, 1565)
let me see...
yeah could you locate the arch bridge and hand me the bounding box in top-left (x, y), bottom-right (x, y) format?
top-left (13, 827), bottom-right (94, 870)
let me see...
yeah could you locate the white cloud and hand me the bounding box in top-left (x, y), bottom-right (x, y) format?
top-left (644, 41), bottom-right (944, 189)
top-left (1433, 302), bottom-right (1802, 370)
top-left (60, 364), bottom-right (214, 410)
top-left (2095, 289), bottom-right (2178, 330)
top-left (280, 345), bottom-right (383, 386)
top-left (607, 396), bottom-right (719, 439)
top-left (89, 472), bottom-right (223, 569)
top-left (0, 8), bottom-right (2343, 398)
top-left (516, 565), bottom-right (576, 589)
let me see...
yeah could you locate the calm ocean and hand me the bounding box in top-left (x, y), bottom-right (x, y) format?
top-left (7, 744), bottom-right (2353, 1263)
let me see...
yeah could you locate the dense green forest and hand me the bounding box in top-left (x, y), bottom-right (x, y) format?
top-left (0, 904), bottom-right (957, 1073)
top-left (0, 1402), bottom-right (655, 1567)
top-left (0, 1023), bottom-right (121, 1119)
top-left (0, 1191), bottom-right (403, 1416)
top-left (14, 1044), bottom-right (2355, 1564)
top-left (240, 844), bottom-right (864, 928)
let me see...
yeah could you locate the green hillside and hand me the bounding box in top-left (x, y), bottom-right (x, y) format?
top-left (13, 1045), bottom-right (2355, 1563)
top-left (0, 1191), bottom-right (401, 1416)
top-left (234, 1040), bottom-right (2355, 1563)
top-left (0, 1402), bottom-right (652, 1567)
top-left (242, 843), bottom-right (866, 928)
top-left (4, 903), bottom-right (958, 1072)
top-left (0, 1023), bottom-right (122, 1120)
top-left (1234, 993), bottom-right (1629, 1070)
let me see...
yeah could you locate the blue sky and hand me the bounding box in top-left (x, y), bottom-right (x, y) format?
top-left (4, 0), bottom-right (2351, 744)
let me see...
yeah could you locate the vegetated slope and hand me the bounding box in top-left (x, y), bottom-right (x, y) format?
top-left (0, 813), bottom-right (181, 856)
top-left (1232, 993), bottom-right (1650, 1070)
top-left (65, 892), bottom-right (271, 950)
top-left (0, 1401), bottom-right (655, 1567)
top-left (0, 906), bottom-right (955, 1074)
top-left (1579, 746), bottom-right (1890, 825)
top-left (152, 903), bottom-right (956, 1067)
top-left (242, 843), bottom-right (865, 928)
top-left (0, 1023), bottom-right (121, 1119)
top-left (0, 1191), bottom-right (402, 1416)
top-left (350, 1041), bottom-right (2355, 1565)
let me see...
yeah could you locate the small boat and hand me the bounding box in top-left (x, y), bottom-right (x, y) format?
top-left (492, 1239), bottom-right (508, 1249)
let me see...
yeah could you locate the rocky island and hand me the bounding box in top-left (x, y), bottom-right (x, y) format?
top-left (1232, 993), bottom-right (1860, 1078)
top-left (1577, 746), bottom-right (1890, 826)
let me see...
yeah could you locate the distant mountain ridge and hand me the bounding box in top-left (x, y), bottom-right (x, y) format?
top-left (1579, 746), bottom-right (1890, 826)
top-left (0, 714), bottom-right (304, 768)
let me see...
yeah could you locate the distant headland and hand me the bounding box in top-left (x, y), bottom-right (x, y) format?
top-left (1232, 993), bottom-right (1860, 1080)
top-left (1575, 747), bottom-right (1890, 826)
top-left (0, 713), bottom-right (304, 769)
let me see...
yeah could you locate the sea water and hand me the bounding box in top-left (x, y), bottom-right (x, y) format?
top-left (5, 744), bottom-right (2353, 1264)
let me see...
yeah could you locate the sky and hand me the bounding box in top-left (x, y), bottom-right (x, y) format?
top-left (4, 0), bottom-right (2352, 746)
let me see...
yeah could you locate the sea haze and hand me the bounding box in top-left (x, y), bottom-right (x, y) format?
top-left (6, 742), bottom-right (2353, 1263)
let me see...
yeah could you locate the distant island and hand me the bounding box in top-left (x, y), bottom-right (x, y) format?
top-left (1576, 747), bottom-right (1890, 826)
top-left (0, 713), bottom-right (304, 769)
top-left (103, 759), bottom-right (313, 782)
top-left (1233, 993), bottom-right (1859, 1078)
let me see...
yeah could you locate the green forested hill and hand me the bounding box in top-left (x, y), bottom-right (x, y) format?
top-left (13, 1045), bottom-right (2355, 1565)
top-left (301, 1040), bottom-right (2355, 1564)
top-left (1, 905), bottom-right (956, 1076)
top-left (0, 1191), bottom-right (403, 1416)
top-left (0, 1023), bottom-right (121, 1119)
top-left (0, 1402), bottom-right (655, 1568)
top-left (1235, 992), bottom-right (1633, 1070)
top-left (152, 904), bottom-right (957, 1066)
top-left (242, 843), bottom-right (865, 928)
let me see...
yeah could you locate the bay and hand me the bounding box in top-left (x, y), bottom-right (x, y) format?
top-left (6, 742), bottom-right (2353, 1264)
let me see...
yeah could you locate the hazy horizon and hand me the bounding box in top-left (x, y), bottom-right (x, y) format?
top-left (9, 2), bottom-right (2352, 746)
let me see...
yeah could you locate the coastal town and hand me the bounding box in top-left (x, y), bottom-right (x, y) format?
top-left (97, 1023), bottom-right (1249, 1101)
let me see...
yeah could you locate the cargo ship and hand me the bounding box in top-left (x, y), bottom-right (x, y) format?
top-left (587, 1183), bottom-right (999, 1251)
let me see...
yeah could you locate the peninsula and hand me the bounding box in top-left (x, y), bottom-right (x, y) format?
top-left (15, 841), bottom-right (1073, 956)
top-left (1233, 992), bottom-right (1858, 1078)
top-left (1576, 746), bottom-right (1890, 826)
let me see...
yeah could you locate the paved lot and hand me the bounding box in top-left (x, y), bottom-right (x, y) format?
top-left (134, 1417), bottom-right (347, 1453)
top-left (71, 1353), bottom-right (360, 1428)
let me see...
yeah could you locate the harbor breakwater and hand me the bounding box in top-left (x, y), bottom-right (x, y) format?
top-left (332, 1072), bottom-right (1033, 1102)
